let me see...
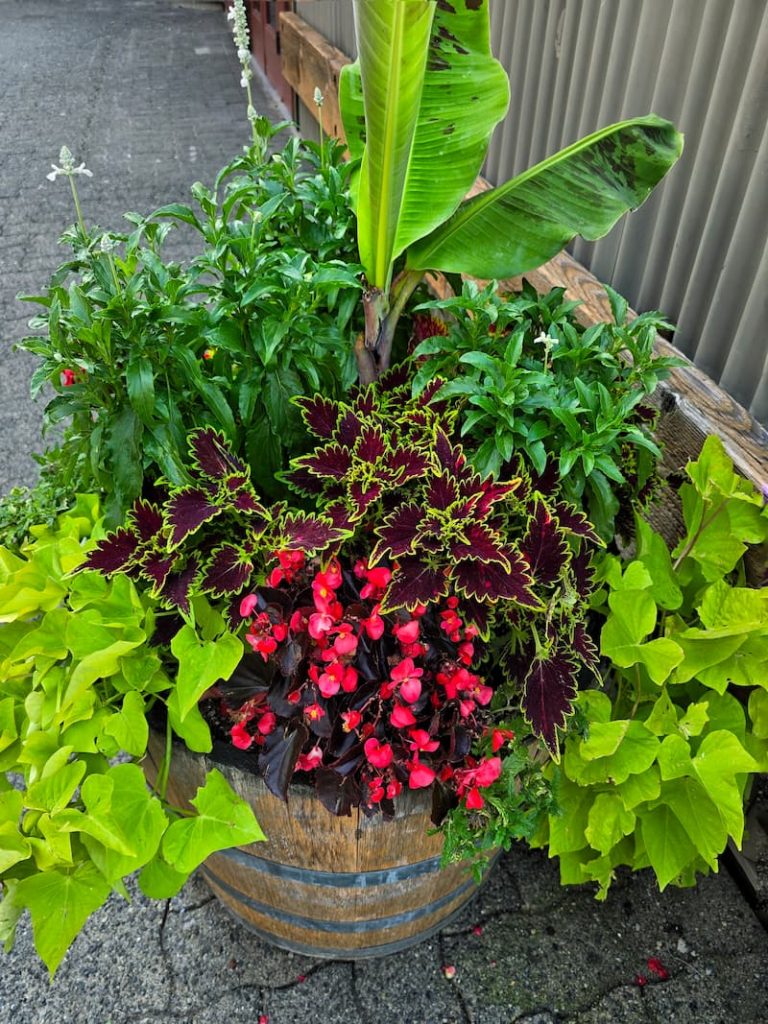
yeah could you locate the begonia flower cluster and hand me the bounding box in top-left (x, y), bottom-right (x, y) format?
top-left (212, 550), bottom-right (506, 817)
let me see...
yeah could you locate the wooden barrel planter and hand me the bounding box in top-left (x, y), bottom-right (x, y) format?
top-left (145, 731), bottom-right (493, 958)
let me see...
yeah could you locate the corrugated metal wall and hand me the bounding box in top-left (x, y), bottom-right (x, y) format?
top-left (294, 0), bottom-right (768, 423)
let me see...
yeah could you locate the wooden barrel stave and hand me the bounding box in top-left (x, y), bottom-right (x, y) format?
top-left (144, 730), bottom-right (491, 957)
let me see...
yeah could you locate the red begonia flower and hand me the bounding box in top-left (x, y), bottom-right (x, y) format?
top-left (230, 722), bottom-right (253, 750)
top-left (256, 711), bottom-right (277, 735)
top-left (408, 762), bottom-right (436, 788)
top-left (390, 704), bottom-right (417, 729)
top-left (364, 737), bottom-right (393, 769)
top-left (465, 785), bottom-right (484, 809)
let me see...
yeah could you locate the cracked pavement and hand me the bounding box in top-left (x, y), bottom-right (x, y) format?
top-left (1, 2), bottom-right (767, 1022)
top-left (3, 848), bottom-right (767, 1023)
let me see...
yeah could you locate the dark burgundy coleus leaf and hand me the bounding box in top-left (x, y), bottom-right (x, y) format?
top-left (202, 545), bottom-right (254, 596)
top-left (294, 394), bottom-right (341, 440)
top-left (189, 427), bottom-right (246, 481)
top-left (258, 724), bottom-right (309, 801)
top-left (283, 464), bottom-right (326, 496)
top-left (159, 557), bottom-right (200, 615)
top-left (418, 376), bottom-right (449, 409)
top-left (473, 479), bottom-right (520, 517)
top-left (570, 549), bottom-right (595, 599)
top-left (573, 622), bottom-right (599, 671)
top-left (354, 424), bottom-right (387, 464)
top-left (129, 499), bottom-right (164, 542)
top-left (166, 486), bottom-right (220, 548)
top-left (140, 549), bottom-right (176, 591)
top-left (280, 512), bottom-right (349, 553)
top-left (337, 410), bottom-right (365, 448)
top-left (231, 489), bottom-right (269, 519)
top-left (451, 522), bottom-right (510, 566)
top-left (348, 481), bottom-right (382, 519)
top-left (296, 443), bottom-right (353, 482)
top-left (382, 558), bottom-right (449, 612)
top-left (523, 650), bottom-right (579, 755)
top-left (434, 427), bottom-right (467, 478)
top-left (83, 528), bottom-right (141, 574)
top-left (377, 361), bottom-right (412, 392)
top-left (452, 550), bottom-right (539, 607)
top-left (554, 501), bottom-right (601, 544)
top-left (324, 501), bottom-right (354, 533)
top-left (352, 388), bottom-right (376, 418)
top-left (458, 595), bottom-right (493, 638)
top-left (224, 474), bottom-right (249, 492)
top-left (426, 472), bottom-right (460, 512)
top-left (385, 448), bottom-right (431, 484)
top-left (528, 459), bottom-right (559, 496)
top-left (369, 502), bottom-right (425, 563)
top-left (520, 501), bottom-right (569, 586)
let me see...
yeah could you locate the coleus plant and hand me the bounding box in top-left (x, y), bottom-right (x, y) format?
top-left (338, 0), bottom-right (683, 381)
top-left (86, 369), bottom-right (600, 795)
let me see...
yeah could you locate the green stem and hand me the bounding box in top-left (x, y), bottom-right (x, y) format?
top-left (68, 175), bottom-right (87, 236)
top-left (156, 715), bottom-right (173, 802)
top-left (629, 665), bottom-right (642, 719)
top-left (672, 498), bottom-right (727, 571)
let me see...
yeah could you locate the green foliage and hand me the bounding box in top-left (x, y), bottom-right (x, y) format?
top-left (412, 279), bottom-right (679, 538)
top-left (337, 0), bottom-right (680, 378)
top-left (0, 501), bottom-right (264, 976)
top-left (406, 115), bottom-right (683, 281)
top-left (0, 474), bottom-right (74, 551)
top-left (531, 437), bottom-right (768, 896)
top-left (339, 0), bottom-right (508, 291)
top-left (17, 133), bottom-right (362, 523)
top-left (440, 727), bottom-right (555, 879)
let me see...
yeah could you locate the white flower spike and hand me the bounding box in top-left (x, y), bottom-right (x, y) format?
top-left (46, 145), bottom-right (92, 182)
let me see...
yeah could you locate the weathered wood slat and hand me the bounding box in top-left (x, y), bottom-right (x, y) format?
top-left (280, 11), bottom-right (349, 144)
top-left (145, 731), bottom-right (487, 959)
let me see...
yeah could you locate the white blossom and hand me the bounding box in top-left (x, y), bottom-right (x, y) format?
top-left (46, 145), bottom-right (92, 181)
top-left (533, 331), bottom-right (558, 348)
top-left (313, 86), bottom-right (324, 108)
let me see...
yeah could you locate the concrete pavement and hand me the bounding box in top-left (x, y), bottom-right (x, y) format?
top-left (0, 3), bottom-right (766, 1022)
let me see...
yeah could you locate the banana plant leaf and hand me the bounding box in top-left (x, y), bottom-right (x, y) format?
top-left (340, 0), bottom-right (509, 292)
top-left (405, 115), bottom-right (684, 279)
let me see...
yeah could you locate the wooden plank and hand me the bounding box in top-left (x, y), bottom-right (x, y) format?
top-left (282, 15), bottom-right (768, 492)
top-left (144, 728), bottom-right (484, 956)
top-left (279, 11), bottom-right (349, 144)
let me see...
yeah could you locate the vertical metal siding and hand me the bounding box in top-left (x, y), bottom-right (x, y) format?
top-left (288, 0), bottom-right (768, 424)
top-left (487, 0), bottom-right (768, 423)
top-left (295, 0), bottom-right (357, 58)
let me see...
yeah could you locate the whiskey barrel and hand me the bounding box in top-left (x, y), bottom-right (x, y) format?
top-left (145, 731), bottom-right (493, 958)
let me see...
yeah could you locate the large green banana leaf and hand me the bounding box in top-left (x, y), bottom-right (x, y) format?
top-left (340, 0), bottom-right (509, 292)
top-left (405, 115), bottom-right (684, 279)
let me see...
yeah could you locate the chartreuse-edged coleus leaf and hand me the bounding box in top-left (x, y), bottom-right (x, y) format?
top-left (283, 376), bottom-right (598, 754)
top-left (406, 115), bottom-right (683, 279)
top-left (84, 428), bottom-right (349, 611)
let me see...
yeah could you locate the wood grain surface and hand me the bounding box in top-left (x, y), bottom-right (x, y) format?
top-left (144, 731), bottom-right (485, 958)
top-left (280, 12), bottom-right (349, 145)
